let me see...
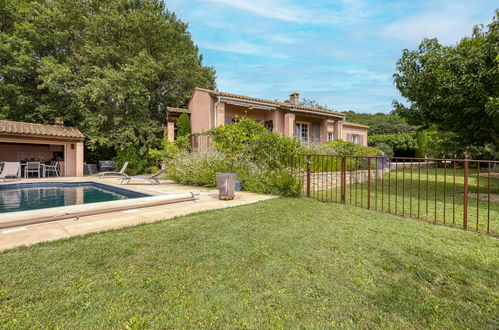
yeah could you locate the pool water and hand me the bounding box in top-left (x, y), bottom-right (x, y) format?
top-left (0, 182), bottom-right (149, 213)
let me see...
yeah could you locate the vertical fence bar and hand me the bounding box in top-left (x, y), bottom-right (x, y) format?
top-left (434, 160), bottom-right (438, 224)
top-left (409, 159), bottom-right (413, 217)
top-left (443, 161), bottom-right (447, 224)
top-left (367, 158), bottom-right (371, 210)
top-left (388, 160), bottom-right (391, 213)
top-left (395, 160), bottom-right (398, 215)
top-left (306, 155), bottom-right (311, 198)
top-left (341, 156), bottom-right (346, 203)
top-left (381, 158), bottom-right (385, 211)
top-left (355, 158), bottom-right (358, 206)
top-left (375, 159), bottom-right (378, 211)
top-left (476, 162), bottom-right (480, 231)
top-left (402, 159), bottom-right (405, 216)
top-left (418, 161), bottom-right (421, 219)
top-left (426, 160), bottom-right (429, 221)
top-left (453, 162), bottom-right (456, 225)
top-left (360, 162), bottom-right (364, 206)
top-left (349, 157), bottom-right (353, 205)
top-left (487, 163), bottom-right (491, 233)
top-left (463, 160), bottom-right (469, 230)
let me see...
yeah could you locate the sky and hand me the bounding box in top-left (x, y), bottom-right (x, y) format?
top-left (166, 0), bottom-right (497, 113)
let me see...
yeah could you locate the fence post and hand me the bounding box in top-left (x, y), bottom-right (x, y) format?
top-left (367, 158), bottom-right (371, 210)
top-left (341, 156), bottom-right (346, 203)
top-left (463, 160), bottom-right (469, 230)
top-left (306, 155), bottom-right (311, 198)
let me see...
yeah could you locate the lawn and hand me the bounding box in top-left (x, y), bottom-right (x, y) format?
top-left (1, 198), bottom-right (498, 328)
top-left (311, 167), bottom-right (499, 234)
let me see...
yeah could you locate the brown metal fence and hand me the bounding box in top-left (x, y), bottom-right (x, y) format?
top-left (290, 154), bottom-right (499, 236)
top-left (190, 134), bottom-right (212, 152)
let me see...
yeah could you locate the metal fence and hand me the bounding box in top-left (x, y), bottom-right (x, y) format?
top-left (190, 134), bottom-right (212, 152)
top-left (290, 154), bottom-right (499, 236)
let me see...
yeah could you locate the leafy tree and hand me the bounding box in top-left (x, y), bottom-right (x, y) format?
top-left (344, 111), bottom-right (416, 135)
top-left (298, 99), bottom-right (415, 135)
top-left (0, 0), bottom-right (216, 159)
top-left (393, 12), bottom-right (499, 154)
top-left (368, 133), bottom-right (417, 157)
top-left (176, 113), bottom-right (191, 138)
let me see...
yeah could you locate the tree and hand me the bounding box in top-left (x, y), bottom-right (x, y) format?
top-left (176, 113), bottom-right (191, 138)
top-left (343, 111), bottom-right (415, 135)
top-left (299, 99), bottom-right (415, 136)
top-left (0, 0), bottom-right (216, 159)
top-left (393, 12), bottom-right (499, 155)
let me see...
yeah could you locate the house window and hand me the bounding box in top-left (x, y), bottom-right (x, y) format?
top-left (347, 134), bottom-right (363, 145)
top-left (327, 133), bottom-right (333, 141)
top-left (295, 122), bottom-right (309, 141)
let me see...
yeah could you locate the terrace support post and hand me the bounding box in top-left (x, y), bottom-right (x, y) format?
top-left (341, 156), bottom-right (346, 203)
top-left (306, 155), bottom-right (312, 198)
top-left (463, 160), bottom-right (469, 230)
top-left (367, 158), bottom-right (371, 210)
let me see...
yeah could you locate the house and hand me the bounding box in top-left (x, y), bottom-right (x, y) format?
top-left (0, 119), bottom-right (85, 176)
top-left (165, 88), bottom-right (368, 145)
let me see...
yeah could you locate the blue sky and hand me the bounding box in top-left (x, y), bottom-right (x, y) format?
top-left (167, 0), bottom-right (497, 113)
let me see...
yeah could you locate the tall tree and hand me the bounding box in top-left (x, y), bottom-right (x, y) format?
top-left (393, 11), bottom-right (498, 152)
top-left (0, 0), bottom-right (216, 157)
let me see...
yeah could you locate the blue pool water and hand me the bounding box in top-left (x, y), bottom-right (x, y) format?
top-left (0, 182), bottom-right (149, 213)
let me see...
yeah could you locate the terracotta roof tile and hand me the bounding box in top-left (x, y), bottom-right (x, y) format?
top-left (343, 121), bottom-right (369, 128)
top-left (195, 88), bottom-right (345, 117)
top-left (0, 120), bottom-right (85, 140)
top-left (166, 107), bottom-right (191, 114)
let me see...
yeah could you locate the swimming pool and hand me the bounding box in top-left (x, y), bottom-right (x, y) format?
top-left (0, 182), bottom-right (150, 213)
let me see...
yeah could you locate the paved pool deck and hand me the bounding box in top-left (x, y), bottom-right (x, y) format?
top-left (0, 176), bottom-right (276, 251)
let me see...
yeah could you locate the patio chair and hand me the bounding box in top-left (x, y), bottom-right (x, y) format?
top-left (45, 161), bottom-right (59, 177)
top-left (98, 161), bottom-right (128, 178)
top-left (119, 167), bottom-right (166, 185)
top-left (25, 161), bottom-right (40, 178)
top-left (0, 162), bottom-right (21, 182)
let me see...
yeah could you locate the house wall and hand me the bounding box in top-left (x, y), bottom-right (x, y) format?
top-left (341, 125), bottom-right (368, 146)
top-left (0, 137), bottom-right (84, 176)
top-left (189, 89), bottom-right (215, 134)
top-left (186, 89), bottom-right (369, 145)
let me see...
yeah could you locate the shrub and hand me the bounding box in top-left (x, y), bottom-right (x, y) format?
top-left (165, 150), bottom-right (233, 187)
top-left (372, 142), bottom-right (394, 157)
top-left (415, 130), bottom-right (428, 158)
top-left (209, 119), bottom-right (302, 168)
top-left (368, 133), bottom-right (417, 156)
top-left (113, 148), bottom-right (156, 174)
top-left (176, 113), bottom-right (191, 138)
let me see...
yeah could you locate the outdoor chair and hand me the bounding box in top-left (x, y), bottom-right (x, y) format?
top-left (25, 161), bottom-right (41, 178)
top-left (45, 161), bottom-right (59, 177)
top-left (119, 166), bottom-right (165, 185)
top-left (98, 161), bottom-right (128, 178)
top-left (0, 162), bottom-right (21, 182)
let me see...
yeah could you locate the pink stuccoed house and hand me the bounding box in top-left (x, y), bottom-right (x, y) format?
top-left (165, 88), bottom-right (368, 145)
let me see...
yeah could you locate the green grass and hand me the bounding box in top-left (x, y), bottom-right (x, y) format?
top-left (312, 168), bottom-right (499, 234)
top-left (1, 198), bottom-right (498, 328)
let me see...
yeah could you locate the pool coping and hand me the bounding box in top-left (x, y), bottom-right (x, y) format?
top-left (0, 180), bottom-right (197, 229)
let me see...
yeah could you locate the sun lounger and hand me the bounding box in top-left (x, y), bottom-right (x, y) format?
top-left (0, 162), bottom-right (21, 182)
top-left (119, 167), bottom-right (166, 185)
top-left (98, 162), bottom-right (128, 178)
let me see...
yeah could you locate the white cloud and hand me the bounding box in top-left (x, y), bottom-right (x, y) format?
top-left (379, 4), bottom-right (493, 45)
top-left (201, 0), bottom-right (368, 24)
top-left (197, 40), bottom-right (291, 58)
top-left (344, 69), bottom-right (391, 82)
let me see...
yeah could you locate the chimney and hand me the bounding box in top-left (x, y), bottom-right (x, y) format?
top-left (289, 92), bottom-right (300, 105)
top-left (53, 117), bottom-right (64, 126)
